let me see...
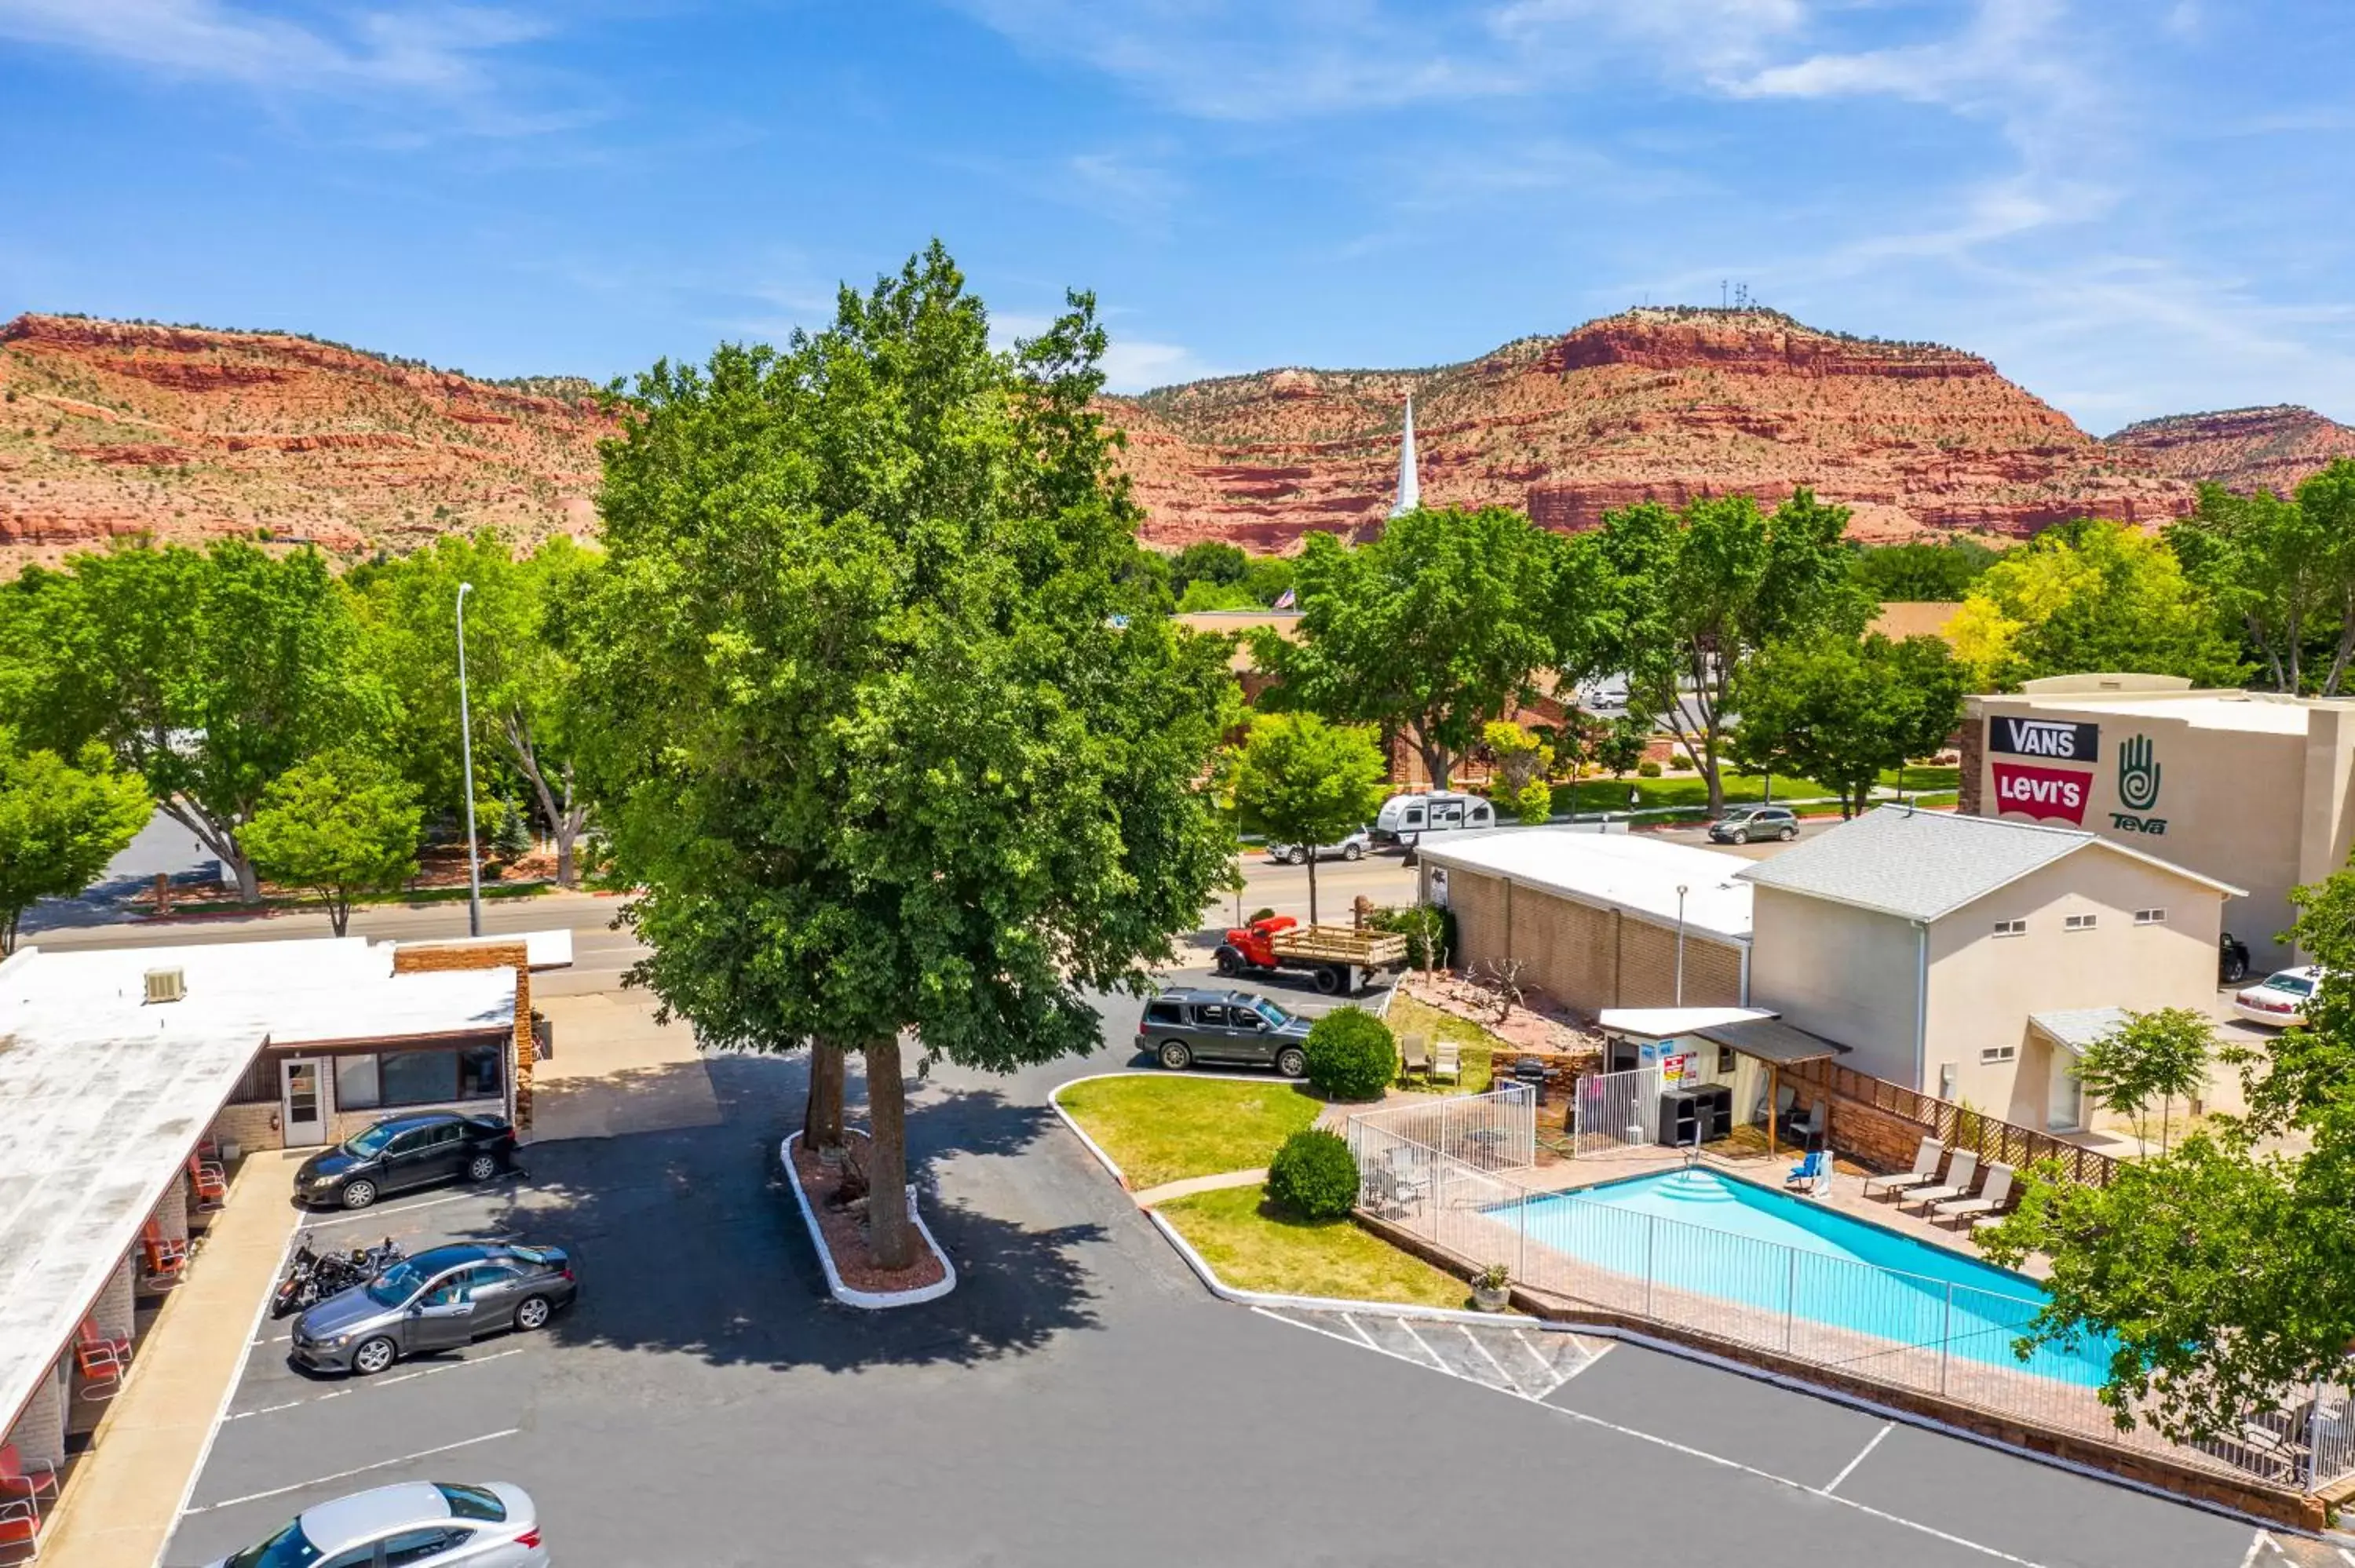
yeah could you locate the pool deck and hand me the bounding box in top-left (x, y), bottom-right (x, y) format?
top-left (1514, 1144), bottom-right (2054, 1280)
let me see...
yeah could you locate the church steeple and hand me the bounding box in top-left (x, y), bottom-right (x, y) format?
top-left (1389, 396), bottom-right (1420, 518)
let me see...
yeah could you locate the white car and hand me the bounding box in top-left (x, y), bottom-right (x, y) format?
top-left (1265, 830), bottom-right (1370, 864)
top-left (211, 1482), bottom-right (545, 1568)
top-left (2233, 967), bottom-right (2320, 1028)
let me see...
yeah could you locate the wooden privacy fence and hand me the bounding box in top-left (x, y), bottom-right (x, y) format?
top-left (1784, 1058), bottom-right (2120, 1189)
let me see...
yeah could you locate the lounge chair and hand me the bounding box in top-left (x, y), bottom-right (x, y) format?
top-left (1784, 1149), bottom-right (1826, 1190)
top-left (0, 1444), bottom-right (56, 1509)
top-left (141, 1220), bottom-right (188, 1284)
top-left (1430, 1041), bottom-right (1462, 1085)
top-left (1398, 1034), bottom-right (1430, 1078)
top-left (1862, 1137), bottom-right (1944, 1199)
top-left (1386, 1147), bottom-right (1430, 1206)
top-left (1900, 1151), bottom-right (1979, 1213)
top-left (1934, 1164), bottom-right (2013, 1228)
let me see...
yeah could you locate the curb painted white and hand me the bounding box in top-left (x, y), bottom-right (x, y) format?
top-left (780, 1132), bottom-right (957, 1311)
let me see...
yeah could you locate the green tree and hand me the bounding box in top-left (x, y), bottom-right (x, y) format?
top-left (2164, 480), bottom-right (2349, 694)
top-left (1594, 489), bottom-right (1868, 813)
top-left (0, 733), bottom-right (152, 954)
top-left (1729, 633), bottom-right (1964, 816)
top-left (575, 245), bottom-right (1237, 1268)
top-left (2070, 1007), bottom-right (2214, 1155)
top-left (1849, 538), bottom-right (2000, 603)
top-left (1241, 555), bottom-right (1295, 607)
top-left (1481, 720), bottom-right (1554, 824)
top-left (12, 542), bottom-right (368, 903)
top-left (236, 749), bottom-right (423, 936)
top-left (1257, 507), bottom-right (1572, 790)
top-left (354, 534), bottom-right (601, 884)
top-left (1176, 578), bottom-right (1261, 612)
top-left (1170, 540), bottom-right (1248, 594)
top-left (1951, 519), bottom-right (2243, 690)
top-left (1229, 713), bottom-right (1388, 924)
top-left (1978, 868), bottom-right (2355, 1442)
top-left (1593, 712), bottom-right (1651, 782)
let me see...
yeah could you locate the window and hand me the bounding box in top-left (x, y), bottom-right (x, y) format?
top-left (380, 1049), bottom-right (461, 1107)
top-left (1716, 1045), bottom-right (1736, 1074)
top-left (2134, 908), bottom-right (2167, 925)
top-left (458, 1044), bottom-right (502, 1098)
top-left (1249, 999), bottom-right (1292, 1028)
top-left (1404, 807), bottom-right (1425, 826)
top-left (1992, 918), bottom-right (2027, 938)
top-left (422, 1121), bottom-right (464, 1149)
top-left (334, 1053), bottom-right (381, 1111)
top-left (1145, 1001), bottom-right (1185, 1026)
top-left (383, 1528), bottom-right (467, 1566)
top-left (1981, 1045), bottom-right (2017, 1064)
top-left (1191, 1005), bottom-right (1227, 1027)
top-left (2064, 913), bottom-right (2098, 932)
top-left (434, 1484), bottom-right (507, 1522)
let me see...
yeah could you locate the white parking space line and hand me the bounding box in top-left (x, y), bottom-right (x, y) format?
top-left (225, 1347), bottom-right (530, 1421)
top-left (1393, 1317), bottom-right (1452, 1373)
top-left (1335, 1311), bottom-right (1381, 1351)
top-left (301, 1182), bottom-right (520, 1230)
top-left (1823, 1421), bottom-right (1895, 1495)
top-left (182, 1428), bottom-right (521, 1515)
top-left (1458, 1325), bottom-right (1521, 1390)
top-left (1254, 1308), bottom-right (2057, 1568)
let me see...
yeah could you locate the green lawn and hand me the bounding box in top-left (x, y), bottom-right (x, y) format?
top-left (1384, 993), bottom-right (1498, 1093)
top-left (1550, 762), bottom-right (1962, 818)
top-left (1156, 1185), bottom-right (1473, 1308)
top-left (1055, 1075), bottom-right (1321, 1191)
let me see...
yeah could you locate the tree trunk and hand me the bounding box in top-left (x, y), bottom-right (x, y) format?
top-left (1414, 726), bottom-right (1451, 792)
top-left (804, 1036), bottom-right (846, 1152)
top-left (864, 1035), bottom-right (914, 1270)
top-left (232, 854), bottom-right (261, 903)
top-left (1305, 851), bottom-right (1320, 928)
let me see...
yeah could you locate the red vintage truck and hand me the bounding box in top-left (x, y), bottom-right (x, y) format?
top-left (1211, 915), bottom-right (1409, 995)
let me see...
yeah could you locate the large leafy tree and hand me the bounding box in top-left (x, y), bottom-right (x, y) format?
top-left (13, 542), bottom-right (370, 902)
top-left (1256, 506), bottom-right (1572, 790)
top-left (238, 749), bottom-right (423, 937)
top-left (576, 244), bottom-right (1236, 1268)
top-left (2167, 459), bottom-right (2355, 695)
top-left (1950, 518), bottom-right (2243, 691)
top-left (355, 534), bottom-right (601, 885)
top-left (1229, 713), bottom-right (1388, 924)
top-left (1728, 632), bottom-right (1963, 816)
top-left (1594, 489), bottom-right (1868, 813)
top-left (1981, 871), bottom-right (2355, 1442)
top-left (0, 731), bottom-right (152, 954)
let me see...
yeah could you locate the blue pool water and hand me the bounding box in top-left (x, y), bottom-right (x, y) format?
top-left (1506, 1169), bottom-right (2112, 1387)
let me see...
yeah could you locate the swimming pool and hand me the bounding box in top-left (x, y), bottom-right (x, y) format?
top-left (1504, 1169), bottom-right (2112, 1387)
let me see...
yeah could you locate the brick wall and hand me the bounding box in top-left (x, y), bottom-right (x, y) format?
top-left (212, 1101), bottom-right (282, 1154)
top-left (5, 1362), bottom-right (65, 1468)
top-left (391, 942), bottom-right (535, 1138)
top-left (154, 1180), bottom-right (188, 1246)
top-left (1785, 1082), bottom-right (1930, 1172)
top-left (1958, 702), bottom-right (1984, 815)
top-left (1449, 869), bottom-right (1747, 1017)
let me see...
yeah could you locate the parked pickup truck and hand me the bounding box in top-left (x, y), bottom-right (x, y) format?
top-left (1212, 915), bottom-right (1409, 995)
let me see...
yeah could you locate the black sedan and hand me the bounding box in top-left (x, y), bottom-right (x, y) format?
top-left (294, 1111), bottom-right (517, 1210)
top-left (291, 1242), bottom-right (578, 1376)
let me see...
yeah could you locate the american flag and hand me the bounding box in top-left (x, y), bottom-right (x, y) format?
top-left (1273, 589), bottom-right (1296, 610)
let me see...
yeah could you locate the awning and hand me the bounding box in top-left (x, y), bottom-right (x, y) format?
top-left (1597, 1006), bottom-right (1773, 1041)
top-left (2028, 1006), bottom-right (2129, 1056)
top-left (1686, 1016), bottom-right (1849, 1067)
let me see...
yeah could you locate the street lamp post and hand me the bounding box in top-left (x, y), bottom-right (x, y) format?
top-left (1674, 883), bottom-right (1689, 1005)
top-left (456, 582), bottom-right (483, 939)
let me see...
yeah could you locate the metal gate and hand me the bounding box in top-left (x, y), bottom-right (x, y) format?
top-left (1571, 1065), bottom-right (1663, 1157)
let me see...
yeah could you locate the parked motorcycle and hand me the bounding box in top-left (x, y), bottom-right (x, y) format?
top-left (271, 1234), bottom-right (404, 1318)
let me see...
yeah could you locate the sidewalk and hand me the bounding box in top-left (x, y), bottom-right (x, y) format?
top-left (43, 1154), bottom-right (301, 1568)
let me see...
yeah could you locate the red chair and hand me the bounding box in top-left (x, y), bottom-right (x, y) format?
top-left (73, 1320), bottom-right (129, 1402)
top-left (0, 1497), bottom-right (37, 1563)
top-left (186, 1154), bottom-right (227, 1212)
top-left (141, 1220), bottom-right (188, 1284)
top-left (0, 1446), bottom-right (55, 1508)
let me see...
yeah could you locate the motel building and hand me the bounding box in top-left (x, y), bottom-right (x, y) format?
top-left (1965, 673), bottom-right (2355, 968)
top-left (0, 930), bottom-right (568, 1554)
top-left (1418, 806), bottom-right (2239, 1140)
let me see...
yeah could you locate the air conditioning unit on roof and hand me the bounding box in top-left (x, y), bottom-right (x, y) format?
top-left (144, 968), bottom-right (187, 1005)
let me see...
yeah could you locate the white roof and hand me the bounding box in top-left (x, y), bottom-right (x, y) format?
top-left (1420, 829), bottom-right (1754, 942)
top-left (393, 927), bottom-right (575, 972)
top-left (1597, 1006), bottom-right (1773, 1039)
top-left (1736, 805), bottom-right (2245, 923)
top-left (0, 937), bottom-right (523, 1435)
top-left (2001, 690), bottom-right (2329, 735)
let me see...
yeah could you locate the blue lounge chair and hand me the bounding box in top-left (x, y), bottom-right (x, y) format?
top-left (1785, 1149), bottom-right (1826, 1190)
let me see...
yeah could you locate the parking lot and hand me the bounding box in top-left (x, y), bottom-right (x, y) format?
top-left (152, 949), bottom-right (2309, 1568)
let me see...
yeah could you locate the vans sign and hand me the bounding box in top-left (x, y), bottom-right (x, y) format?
top-left (1992, 762), bottom-right (2092, 825)
top-left (1989, 717), bottom-right (2100, 762)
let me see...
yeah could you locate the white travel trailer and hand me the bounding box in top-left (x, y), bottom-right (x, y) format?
top-left (1370, 790), bottom-right (1497, 849)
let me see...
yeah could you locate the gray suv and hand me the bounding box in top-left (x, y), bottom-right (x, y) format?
top-left (1137, 989), bottom-right (1311, 1075)
top-left (1709, 805), bottom-right (1798, 844)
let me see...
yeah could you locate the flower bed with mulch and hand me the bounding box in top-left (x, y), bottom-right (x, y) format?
top-left (788, 1132), bottom-right (948, 1296)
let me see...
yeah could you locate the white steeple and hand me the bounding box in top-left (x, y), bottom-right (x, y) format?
top-left (1389, 396), bottom-right (1421, 518)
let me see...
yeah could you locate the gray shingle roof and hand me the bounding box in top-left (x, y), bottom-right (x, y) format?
top-left (2030, 1007), bottom-right (2131, 1052)
top-left (1732, 806), bottom-right (2098, 922)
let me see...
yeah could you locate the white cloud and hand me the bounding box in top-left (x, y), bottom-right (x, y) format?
top-left (991, 308), bottom-right (1217, 392)
top-left (0, 0), bottom-right (566, 130)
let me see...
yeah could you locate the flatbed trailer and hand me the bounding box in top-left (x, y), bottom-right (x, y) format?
top-left (1214, 917), bottom-right (1409, 994)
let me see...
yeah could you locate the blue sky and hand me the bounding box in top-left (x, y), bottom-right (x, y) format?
top-left (3, 0), bottom-right (2351, 428)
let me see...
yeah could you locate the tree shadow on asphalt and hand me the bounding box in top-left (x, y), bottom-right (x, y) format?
top-left (450, 1052), bottom-right (1108, 1375)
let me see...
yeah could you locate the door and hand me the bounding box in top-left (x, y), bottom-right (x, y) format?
top-left (407, 1269), bottom-right (479, 1351)
top-left (1432, 801), bottom-right (1465, 832)
top-left (2046, 1050), bottom-right (2083, 1132)
top-left (1188, 1004), bottom-right (1236, 1062)
top-left (1231, 1005), bottom-right (1278, 1064)
top-left (279, 1059), bottom-right (327, 1147)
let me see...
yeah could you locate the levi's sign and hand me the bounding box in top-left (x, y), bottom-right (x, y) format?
top-left (1990, 717), bottom-right (2100, 761)
top-left (1992, 762), bottom-right (2091, 825)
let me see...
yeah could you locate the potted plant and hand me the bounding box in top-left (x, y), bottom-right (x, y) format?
top-left (1472, 1262), bottom-right (1512, 1312)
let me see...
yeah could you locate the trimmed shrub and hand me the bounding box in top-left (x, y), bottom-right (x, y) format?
top-left (1636, 760), bottom-right (1663, 779)
top-left (1367, 903), bottom-right (1455, 969)
top-left (1669, 752), bottom-right (1695, 771)
top-left (1265, 1128), bottom-right (1360, 1220)
top-left (1305, 1005), bottom-right (1396, 1100)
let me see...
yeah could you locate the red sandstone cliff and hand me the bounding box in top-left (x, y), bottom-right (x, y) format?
top-left (0, 314), bottom-right (612, 571)
top-left (1104, 308), bottom-right (2196, 549)
top-left (2102, 405), bottom-right (2355, 497)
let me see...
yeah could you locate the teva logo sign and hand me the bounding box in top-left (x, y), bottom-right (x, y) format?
top-left (2109, 733), bottom-right (2166, 836)
top-left (1989, 717), bottom-right (2100, 762)
top-left (1992, 762), bottom-right (2091, 825)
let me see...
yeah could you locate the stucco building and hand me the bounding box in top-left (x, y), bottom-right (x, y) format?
top-left (1737, 806), bottom-right (2240, 1132)
top-left (1963, 674), bottom-right (2355, 967)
